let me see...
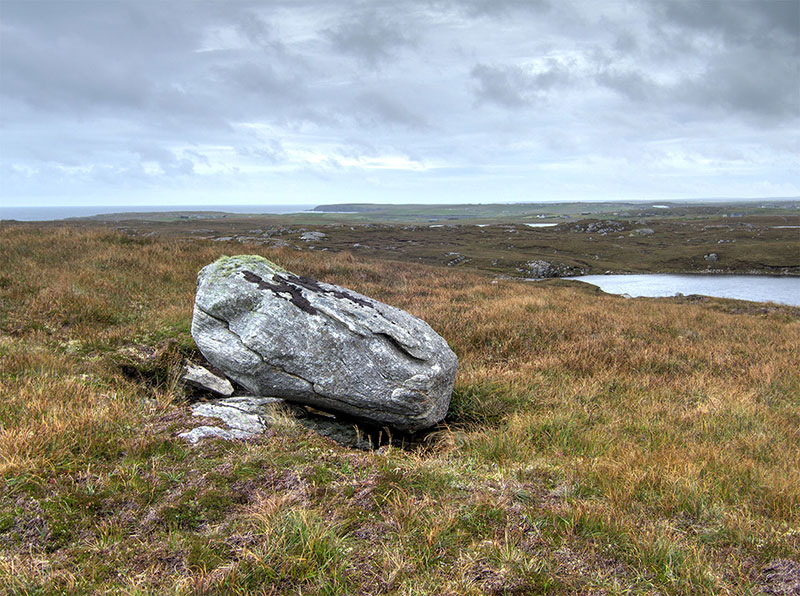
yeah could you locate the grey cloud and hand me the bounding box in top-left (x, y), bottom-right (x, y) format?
top-left (354, 91), bottom-right (429, 129)
top-left (1, 0), bottom-right (797, 205)
top-left (0, 1), bottom-right (297, 115)
top-left (590, 0), bottom-right (799, 123)
top-left (471, 62), bottom-right (570, 108)
top-left (0, 1), bottom-right (201, 53)
top-left (649, 0), bottom-right (799, 42)
top-left (130, 145), bottom-right (195, 176)
top-left (0, 27), bottom-right (152, 114)
top-left (595, 47), bottom-right (798, 122)
top-left (0, 3), bottom-right (230, 129)
top-left (613, 30), bottom-right (638, 53)
top-left (595, 68), bottom-right (654, 104)
top-left (682, 48), bottom-right (799, 120)
top-left (323, 11), bottom-right (415, 66)
top-left (235, 140), bottom-right (286, 163)
top-left (755, 0), bottom-right (800, 36)
top-left (219, 61), bottom-right (305, 104)
top-left (654, 1), bottom-right (745, 36)
top-left (234, 11), bottom-right (277, 47)
top-left (440, 0), bottom-right (550, 17)
top-left (471, 64), bottom-right (530, 107)
top-left (184, 150), bottom-right (212, 168)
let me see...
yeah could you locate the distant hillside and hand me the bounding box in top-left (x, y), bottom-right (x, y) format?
top-left (310, 200), bottom-right (800, 221)
top-left (312, 203), bottom-right (378, 213)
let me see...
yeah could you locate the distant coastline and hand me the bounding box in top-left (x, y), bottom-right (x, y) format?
top-left (0, 204), bottom-right (316, 222)
top-left (4, 197), bottom-right (800, 222)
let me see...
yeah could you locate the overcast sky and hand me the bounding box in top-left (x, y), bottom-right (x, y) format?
top-left (1, 0), bottom-right (798, 207)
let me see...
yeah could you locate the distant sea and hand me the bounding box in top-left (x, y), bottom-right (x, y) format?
top-left (0, 204), bottom-right (316, 222)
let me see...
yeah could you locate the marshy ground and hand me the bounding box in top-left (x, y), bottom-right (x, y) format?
top-left (1, 206), bottom-right (799, 594)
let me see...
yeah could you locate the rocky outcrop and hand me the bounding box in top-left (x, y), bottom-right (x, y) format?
top-left (522, 260), bottom-right (587, 278)
top-left (190, 255), bottom-right (458, 431)
top-left (572, 220), bottom-right (625, 235)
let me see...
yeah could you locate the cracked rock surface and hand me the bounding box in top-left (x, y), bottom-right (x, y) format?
top-left (191, 255), bottom-right (458, 431)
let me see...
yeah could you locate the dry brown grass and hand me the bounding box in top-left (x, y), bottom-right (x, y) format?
top-left (1, 224), bottom-right (798, 595)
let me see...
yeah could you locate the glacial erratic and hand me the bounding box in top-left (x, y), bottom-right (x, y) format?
top-left (190, 255), bottom-right (458, 431)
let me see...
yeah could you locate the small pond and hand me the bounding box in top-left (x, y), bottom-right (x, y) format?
top-left (563, 274), bottom-right (800, 306)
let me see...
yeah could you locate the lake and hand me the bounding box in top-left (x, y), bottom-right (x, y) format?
top-left (564, 274), bottom-right (800, 306)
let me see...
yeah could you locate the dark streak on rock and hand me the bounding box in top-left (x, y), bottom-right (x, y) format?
top-left (241, 269), bottom-right (375, 315)
top-left (290, 275), bottom-right (374, 310)
top-left (241, 271), bottom-right (318, 315)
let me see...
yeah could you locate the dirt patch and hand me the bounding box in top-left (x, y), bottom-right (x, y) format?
top-left (467, 559), bottom-right (536, 595)
top-left (1, 496), bottom-right (49, 550)
top-left (759, 560), bottom-right (800, 595)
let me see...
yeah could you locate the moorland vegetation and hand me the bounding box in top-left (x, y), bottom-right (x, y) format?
top-left (1, 225), bottom-right (798, 595)
top-left (58, 201), bottom-right (800, 279)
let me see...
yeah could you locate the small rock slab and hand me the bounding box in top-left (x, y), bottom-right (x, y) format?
top-left (182, 363), bottom-right (234, 396)
top-left (179, 396), bottom-right (373, 449)
top-left (193, 396), bottom-right (284, 433)
top-left (179, 396), bottom-right (285, 444)
top-left (180, 425), bottom-right (254, 444)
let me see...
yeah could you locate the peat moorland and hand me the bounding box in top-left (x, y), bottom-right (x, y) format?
top-left (1, 201), bottom-right (799, 594)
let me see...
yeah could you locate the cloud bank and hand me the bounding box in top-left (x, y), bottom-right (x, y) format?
top-left (1, 0), bottom-right (797, 205)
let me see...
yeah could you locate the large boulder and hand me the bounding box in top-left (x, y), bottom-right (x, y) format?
top-left (190, 256), bottom-right (458, 431)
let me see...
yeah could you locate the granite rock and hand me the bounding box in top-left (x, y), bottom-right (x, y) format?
top-left (191, 255), bottom-right (457, 431)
